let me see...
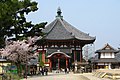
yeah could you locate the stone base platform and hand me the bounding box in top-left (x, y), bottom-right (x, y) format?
top-left (93, 69), bottom-right (120, 80)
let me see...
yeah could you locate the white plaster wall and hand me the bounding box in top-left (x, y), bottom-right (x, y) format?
top-left (100, 53), bottom-right (115, 58)
top-left (112, 53), bottom-right (115, 58)
top-left (105, 53), bottom-right (111, 58)
top-left (100, 53), bottom-right (105, 58)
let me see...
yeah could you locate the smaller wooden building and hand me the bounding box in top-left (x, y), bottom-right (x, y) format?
top-left (95, 43), bottom-right (120, 69)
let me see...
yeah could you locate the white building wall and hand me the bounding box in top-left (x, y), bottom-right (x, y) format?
top-left (100, 53), bottom-right (105, 58)
top-left (112, 53), bottom-right (115, 58)
top-left (108, 63), bottom-right (111, 69)
top-left (100, 53), bottom-right (115, 58)
top-left (105, 53), bottom-right (110, 58)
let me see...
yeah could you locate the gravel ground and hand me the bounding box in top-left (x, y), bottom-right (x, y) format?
top-left (22, 72), bottom-right (110, 80)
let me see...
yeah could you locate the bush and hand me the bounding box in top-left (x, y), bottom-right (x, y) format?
top-left (0, 73), bottom-right (21, 80)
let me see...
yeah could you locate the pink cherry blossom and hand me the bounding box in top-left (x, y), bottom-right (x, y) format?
top-left (0, 36), bottom-right (40, 64)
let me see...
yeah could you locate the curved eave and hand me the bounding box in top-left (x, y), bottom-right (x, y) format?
top-left (47, 51), bottom-right (71, 58)
top-left (43, 36), bottom-right (95, 42)
top-left (96, 50), bottom-right (119, 53)
top-left (75, 37), bottom-right (96, 43)
top-left (35, 37), bottom-right (95, 46)
top-left (95, 58), bottom-right (120, 63)
top-left (44, 38), bottom-right (74, 41)
top-left (43, 30), bottom-right (96, 41)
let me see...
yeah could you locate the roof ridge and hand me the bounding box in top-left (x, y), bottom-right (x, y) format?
top-left (102, 43), bottom-right (116, 50)
top-left (107, 44), bottom-right (117, 50)
top-left (45, 19), bottom-right (58, 36)
top-left (58, 18), bottom-right (73, 36)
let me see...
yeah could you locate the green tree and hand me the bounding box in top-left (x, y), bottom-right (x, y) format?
top-left (0, 0), bottom-right (47, 48)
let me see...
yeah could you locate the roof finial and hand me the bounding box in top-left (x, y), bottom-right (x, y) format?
top-left (56, 7), bottom-right (63, 19)
top-left (57, 7), bottom-right (62, 16)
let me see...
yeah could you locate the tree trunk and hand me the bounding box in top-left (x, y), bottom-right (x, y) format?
top-left (16, 63), bottom-right (23, 78)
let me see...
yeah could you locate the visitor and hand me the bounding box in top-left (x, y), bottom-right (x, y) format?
top-left (44, 67), bottom-right (48, 75)
top-left (65, 68), bottom-right (67, 74)
top-left (67, 68), bottom-right (69, 73)
top-left (39, 67), bottom-right (42, 75)
top-left (30, 67), bottom-right (33, 75)
top-left (41, 67), bottom-right (44, 76)
top-left (56, 68), bottom-right (59, 73)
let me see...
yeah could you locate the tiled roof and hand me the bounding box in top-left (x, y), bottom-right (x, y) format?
top-left (96, 43), bottom-right (118, 53)
top-left (42, 8), bottom-right (95, 42)
top-left (95, 58), bottom-right (119, 63)
top-left (96, 49), bottom-right (118, 53)
top-left (115, 51), bottom-right (120, 61)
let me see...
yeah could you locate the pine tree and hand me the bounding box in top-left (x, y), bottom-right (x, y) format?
top-left (0, 0), bottom-right (47, 48)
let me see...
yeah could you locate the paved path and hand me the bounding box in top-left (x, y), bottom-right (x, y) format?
top-left (22, 72), bottom-right (110, 80)
top-left (23, 72), bottom-right (89, 80)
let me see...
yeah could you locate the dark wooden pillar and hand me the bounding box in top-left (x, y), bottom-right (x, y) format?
top-left (74, 50), bottom-right (76, 62)
top-left (66, 58), bottom-right (68, 68)
top-left (49, 59), bottom-right (52, 71)
top-left (58, 58), bottom-right (60, 70)
top-left (74, 40), bottom-right (77, 62)
top-left (80, 47), bottom-right (82, 62)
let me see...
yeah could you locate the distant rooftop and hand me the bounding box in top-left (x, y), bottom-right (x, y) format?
top-left (96, 43), bottom-right (118, 53)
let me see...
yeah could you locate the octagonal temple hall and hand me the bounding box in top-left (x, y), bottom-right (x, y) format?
top-left (36, 7), bottom-right (96, 70)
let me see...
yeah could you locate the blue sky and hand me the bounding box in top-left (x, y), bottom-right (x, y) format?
top-left (26, 0), bottom-right (120, 50)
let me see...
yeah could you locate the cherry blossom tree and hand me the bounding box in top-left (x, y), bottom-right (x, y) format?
top-left (0, 36), bottom-right (40, 76)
